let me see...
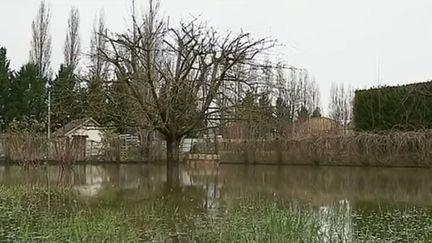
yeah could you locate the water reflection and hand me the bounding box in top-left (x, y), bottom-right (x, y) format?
top-left (1, 164), bottom-right (432, 241)
top-left (319, 200), bottom-right (352, 242)
top-left (0, 166), bottom-right (428, 203)
top-left (1, 164), bottom-right (432, 206)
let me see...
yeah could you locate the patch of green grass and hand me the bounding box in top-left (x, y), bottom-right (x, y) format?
top-left (0, 185), bottom-right (330, 242)
top-left (1, 185), bottom-right (432, 242)
top-left (0, 186), bottom-right (138, 242)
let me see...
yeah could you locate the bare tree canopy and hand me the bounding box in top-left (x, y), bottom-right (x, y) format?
top-left (275, 65), bottom-right (321, 122)
top-left (64, 6), bottom-right (81, 73)
top-left (100, 1), bottom-right (274, 162)
top-left (89, 10), bottom-right (109, 80)
top-left (29, 0), bottom-right (52, 78)
top-left (329, 83), bottom-right (353, 125)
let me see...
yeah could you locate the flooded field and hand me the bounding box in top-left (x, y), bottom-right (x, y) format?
top-left (0, 164), bottom-right (431, 242)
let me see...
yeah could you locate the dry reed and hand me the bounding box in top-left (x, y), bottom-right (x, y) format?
top-left (219, 131), bottom-right (432, 166)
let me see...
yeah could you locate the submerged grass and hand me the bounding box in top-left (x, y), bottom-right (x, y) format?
top-left (0, 185), bottom-right (432, 242)
top-left (0, 185), bottom-right (330, 242)
top-left (0, 186), bottom-right (139, 242)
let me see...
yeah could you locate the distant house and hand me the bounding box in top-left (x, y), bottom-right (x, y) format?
top-left (293, 117), bottom-right (341, 136)
top-left (223, 122), bottom-right (248, 140)
top-left (52, 118), bottom-right (104, 156)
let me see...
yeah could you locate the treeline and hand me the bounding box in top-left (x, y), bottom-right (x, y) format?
top-left (223, 64), bottom-right (356, 139)
top-left (0, 2), bottom-right (129, 132)
top-left (0, 0), bottom-right (356, 138)
top-left (223, 64), bottom-right (323, 138)
top-left (0, 1), bottom-right (319, 133)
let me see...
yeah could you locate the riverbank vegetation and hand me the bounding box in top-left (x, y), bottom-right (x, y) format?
top-left (3, 129), bottom-right (432, 167)
top-left (220, 130), bottom-right (432, 166)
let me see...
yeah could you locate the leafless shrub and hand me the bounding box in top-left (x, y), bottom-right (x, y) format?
top-left (52, 136), bottom-right (85, 168)
top-left (5, 133), bottom-right (46, 168)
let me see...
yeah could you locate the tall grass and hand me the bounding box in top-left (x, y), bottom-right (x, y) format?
top-left (220, 131), bottom-right (432, 166)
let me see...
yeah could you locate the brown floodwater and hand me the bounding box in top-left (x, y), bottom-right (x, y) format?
top-left (1, 163), bottom-right (432, 241)
top-left (0, 164), bottom-right (430, 206)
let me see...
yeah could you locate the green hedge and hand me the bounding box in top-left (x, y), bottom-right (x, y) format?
top-left (353, 81), bottom-right (432, 131)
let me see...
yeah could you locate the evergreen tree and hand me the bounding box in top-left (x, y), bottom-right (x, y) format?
top-left (258, 93), bottom-right (273, 137)
top-left (0, 47), bottom-right (12, 129)
top-left (9, 63), bottom-right (47, 125)
top-left (240, 90), bottom-right (258, 121)
top-left (275, 97), bottom-right (291, 137)
top-left (86, 75), bottom-right (107, 124)
top-left (107, 80), bottom-right (133, 132)
top-left (297, 105), bottom-right (310, 120)
top-left (275, 97), bottom-right (289, 121)
top-left (50, 65), bottom-right (78, 130)
top-left (311, 107), bottom-right (322, 118)
top-left (238, 90), bottom-right (260, 139)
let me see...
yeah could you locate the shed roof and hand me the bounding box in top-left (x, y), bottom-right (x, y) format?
top-left (52, 118), bottom-right (100, 137)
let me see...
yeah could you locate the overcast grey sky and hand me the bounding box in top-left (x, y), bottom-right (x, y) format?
top-left (1, 0), bottom-right (432, 112)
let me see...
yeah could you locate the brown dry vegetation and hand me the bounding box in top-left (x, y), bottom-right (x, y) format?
top-left (2, 130), bottom-right (432, 167)
top-left (219, 131), bottom-right (432, 167)
top-left (52, 137), bottom-right (86, 167)
top-left (3, 133), bottom-right (47, 167)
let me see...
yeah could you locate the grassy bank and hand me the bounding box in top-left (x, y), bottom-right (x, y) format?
top-left (0, 186), bottom-right (138, 242)
top-left (0, 185), bottom-right (334, 242)
top-left (1, 185), bottom-right (432, 242)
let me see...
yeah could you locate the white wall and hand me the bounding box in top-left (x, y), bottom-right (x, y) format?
top-left (67, 127), bottom-right (104, 157)
top-left (68, 127), bottom-right (103, 143)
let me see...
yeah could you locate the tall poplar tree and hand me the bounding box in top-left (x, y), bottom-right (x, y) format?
top-left (64, 6), bottom-right (81, 74)
top-left (29, 1), bottom-right (52, 79)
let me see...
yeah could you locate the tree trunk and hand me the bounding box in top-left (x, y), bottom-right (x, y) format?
top-left (166, 136), bottom-right (181, 189)
top-left (166, 136), bottom-right (181, 163)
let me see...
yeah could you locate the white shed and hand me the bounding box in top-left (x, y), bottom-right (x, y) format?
top-left (52, 118), bottom-right (104, 156)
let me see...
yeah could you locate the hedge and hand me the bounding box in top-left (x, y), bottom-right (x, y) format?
top-left (353, 81), bottom-right (432, 131)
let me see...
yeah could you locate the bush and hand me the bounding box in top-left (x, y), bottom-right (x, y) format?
top-left (353, 81), bottom-right (432, 131)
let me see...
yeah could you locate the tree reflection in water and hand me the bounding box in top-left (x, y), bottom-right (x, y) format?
top-left (2, 164), bottom-right (432, 241)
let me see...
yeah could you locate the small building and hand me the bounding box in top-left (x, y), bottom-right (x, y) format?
top-left (293, 117), bottom-right (341, 136)
top-left (52, 118), bottom-right (104, 157)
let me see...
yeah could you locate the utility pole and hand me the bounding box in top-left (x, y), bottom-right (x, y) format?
top-left (47, 90), bottom-right (51, 159)
top-left (46, 89), bottom-right (51, 212)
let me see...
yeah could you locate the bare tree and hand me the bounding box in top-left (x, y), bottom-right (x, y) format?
top-left (308, 77), bottom-right (320, 113)
top-left (30, 0), bottom-right (52, 78)
top-left (89, 10), bottom-right (109, 80)
top-left (64, 7), bottom-right (81, 73)
top-left (329, 83), bottom-right (353, 125)
top-left (285, 68), bottom-right (303, 121)
top-left (99, 1), bottom-right (273, 163)
top-left (302, 75), bottom-right (321, 117)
